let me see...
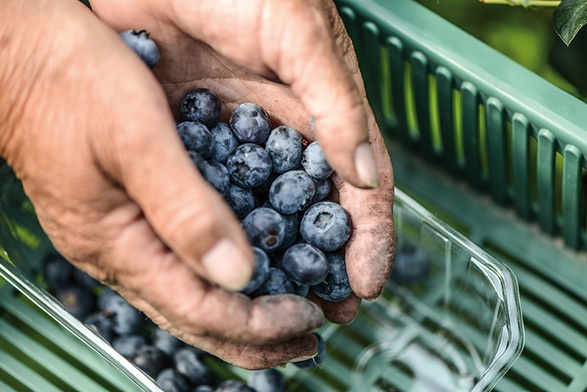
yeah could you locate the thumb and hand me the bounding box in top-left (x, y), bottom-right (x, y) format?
top-left (261, 0), bottom-right (381, 189)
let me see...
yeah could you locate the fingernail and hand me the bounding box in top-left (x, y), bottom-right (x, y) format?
top-left (290, 354), bottom-right (315, 363)
top-left (202, 239), bottom-right (253, 291)
top-left (355, 142), bottom-right (380, 188)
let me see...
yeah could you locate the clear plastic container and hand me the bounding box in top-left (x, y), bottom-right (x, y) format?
top-left (348, 188), bottom-right (525, 392)
top-left (227, 189), bottom-right (525, 392)
top-left (0, 167), bottom-right (524, 391)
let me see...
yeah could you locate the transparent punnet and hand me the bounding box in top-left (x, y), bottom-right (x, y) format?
top-left (0, 158), bottom-right (524, 391)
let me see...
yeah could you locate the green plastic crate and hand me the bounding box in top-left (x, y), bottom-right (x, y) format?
top-left (3, 0), bottom-right (587, 390)
top-left (336, 0), bottom-right (587, 390)
top-left (0, 163), bottom-right (524, 392)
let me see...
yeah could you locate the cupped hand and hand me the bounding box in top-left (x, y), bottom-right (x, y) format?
top-left (91, 0), bottom-right (396, 305)
top-left (0, 0), bottom-right (394, 370)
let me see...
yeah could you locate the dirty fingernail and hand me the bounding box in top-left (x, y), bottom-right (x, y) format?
top-left (355, 142), bottom-right (380, 188)
top-left (290, 354), bottom-right (316, 363)
top-left (201, 239), bottom-right (252, 291)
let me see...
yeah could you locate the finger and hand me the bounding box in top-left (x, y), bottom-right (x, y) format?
top-left (85, 37), bottom-right (256, 291)
top-left (184, 333), bottom-right (319, 370)
top-left (114, 286), bottom-right (319, 369)
top-left (86, 206), bottom-right (324, 346)
top-left (257, 0), bottom-right (380, 189)
top-left (333, 113), bottom-right (395, 300)
top-left (336, 169), bottom-right (395, 300)
top-left (307, 291), bottom-right (362, 325)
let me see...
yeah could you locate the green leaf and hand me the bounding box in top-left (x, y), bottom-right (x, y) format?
top-left (554, 0), bottom-right (587, 46)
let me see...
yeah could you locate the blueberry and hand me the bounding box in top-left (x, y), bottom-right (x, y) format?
top-left (293, 282), bottom-right (310, 298)
top-left (269, 170), bottom-right (315, 215)
top-left (247, 369), bottom-right (286, 392)
top-left (311, 177), bottom-right (332, 204)
top-left (177, 122), bottom-right (213, 159)
top-left (188, 151), bottom-right (207, 171)
top-left (251, 267), bottom-right (295, 297)
top-left (293, 334), bottom-right (326, 369)
top-left (390, 241), bottom-right (430, 286)
top-left (227, 144), bottom-right (273, 189)
top-left (100, 291), bottom-right (144, 335)
top-left (113, 334), bottom-right (147, 360)
top-left (198, 160), bottom-right (230, 195)
top-left (156, 368), bottom-right (190, 392)
top-left (241, 208), bottom-right (285, 253)
top-left (193, 386), bottom-right (214, 392)
top-left (41, 252), bottom-right (74, 289)
top-left (84, 311), bottom-right (115, 343)
top-left (229, 103), bottom-right (271, 145)
top-left (215, 380), bottom-right (256, 392)
top-left (73, 268), bottom-right (100, 291)
top-left (312, 252), bottom-right (351, 302)
top-left (209, 123), bottom-right (239, 164)
top-left (265, 126), bottom-right (303, 174)
top-left (173, 347), bottom-right (212, 386)
top-left (275, 211), bottom-right (299, 253)
top-left (240, 247), bottom-right (271, 295)
top-left (252, 172), bottom-right (278, 204)
top-left (56, 285), bottom-right (95, 320)
top-left (301, 141), bottom-right (333, 180)
top-left (300, 201), bottom-right (351, 252)
top-left (281, 243), bottom-right (328, 286)
top-left (97, 287), bottom-right (119, 311)
top-left (132, 345), bottom-right (170, 378)
top-left (152, 328), bottom-right (185, 357)
top-left (119, 29), bottom-right (160, 69)
top-left (224, 184), bottom-right (256, 219)
top-left (180, 88), bottom-right (221, 127)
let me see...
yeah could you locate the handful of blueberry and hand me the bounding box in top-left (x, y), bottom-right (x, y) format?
top-left (122, 29), bottom-right (353, 304)
top-left (176, 88), bottom-right (354, 307)
top-left (173, 86), bottom-right (353, 300)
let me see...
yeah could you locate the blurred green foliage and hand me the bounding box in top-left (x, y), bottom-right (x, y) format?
top-left (415, 0), bottom-right (585, 99)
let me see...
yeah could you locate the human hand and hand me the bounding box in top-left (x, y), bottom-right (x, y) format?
top-left (0, 0), bottom-right (394, 370)
top-left (91, 0), bottom-right (395, 311)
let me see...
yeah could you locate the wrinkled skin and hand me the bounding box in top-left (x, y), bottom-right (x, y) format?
top-left (0, 0), bottom-right (394, 369)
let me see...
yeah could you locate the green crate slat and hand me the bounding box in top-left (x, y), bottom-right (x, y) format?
top-left (485, 97), bottom-right (508, 206)
top-left (537, 128), bottom-right (557, 234)
top-left (1, 295), bottom-right (143, 392)
top-left (289, 370), bottom-right (341, 392)
top-left (512, 113), bottom-right (531, 220)
top-left (567, 362), bottom-right (587, 392)
top-left (318, 356), bottom-right (353, 391)
top-left (0, 379), bottom-right (18, 392)
top-left (461, 81), bottom-right (482, 191)
top-left (386, 36), bottom-right (410, 145)
top-left (327, 329), bottom-right (369, 366)
top-left (493, 373), bottom-right (530, 392)
top-left (507, 354), bottom-right (569, 392)
top-left (410, 51), bottom-right (433, 158)
top-left (523, 328), bottom-right (582, 380)
top-left (378, 367), bottom-right (413, 391)
top-left (435, 66), bottom-right (459, 175)
top-left (0, 351), bottom-right (62, 392)
top-left (512, 265), bottom-right (587, 332)
top-left (562, 145), bottom-right (583, 249)
top-left (0, 319), bottom-right (106, 392)
top-left (517, 298), bottom-right (587, 359)
top-left (360, 20), bottom-right (384, 128)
